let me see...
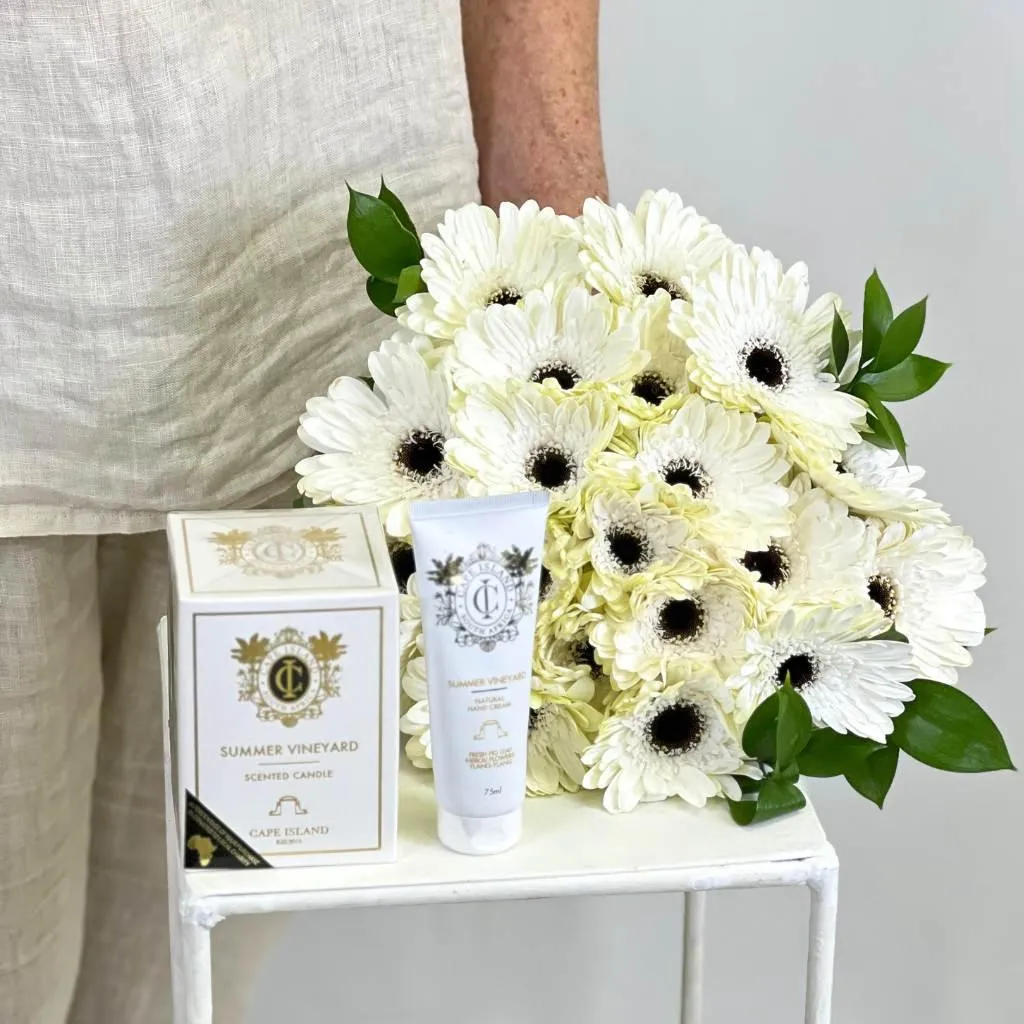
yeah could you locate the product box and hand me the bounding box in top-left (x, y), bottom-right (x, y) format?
top-left (166, 507), bottom-right (399, 870)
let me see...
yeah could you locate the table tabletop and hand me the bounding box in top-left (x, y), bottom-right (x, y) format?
top-left (181, 766), bottom-right (832, 917)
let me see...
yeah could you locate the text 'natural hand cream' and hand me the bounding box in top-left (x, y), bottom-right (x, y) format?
top-left (410, 492), bottom-right (548, 855)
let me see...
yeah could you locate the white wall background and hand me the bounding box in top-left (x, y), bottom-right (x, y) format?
top-left (248, 2), bottom-right (1022, 1020)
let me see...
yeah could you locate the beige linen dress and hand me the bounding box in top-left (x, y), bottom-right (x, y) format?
top-left (0, 2), bottom-right (478, 1020)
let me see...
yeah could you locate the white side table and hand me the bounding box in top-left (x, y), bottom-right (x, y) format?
top-left (159, 622), bottom-right (838, 1024)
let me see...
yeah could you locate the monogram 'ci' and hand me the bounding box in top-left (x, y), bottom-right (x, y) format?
top-left (427, 543), bottom-right (538, 653)
top-left (232, 627), bottom-right (345, 727)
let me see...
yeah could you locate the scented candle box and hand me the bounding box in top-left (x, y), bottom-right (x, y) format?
top-left (166, 507), bottom-right (399, 870)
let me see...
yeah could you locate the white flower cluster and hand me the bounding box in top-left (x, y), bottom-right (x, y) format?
top-left (297, 191), bottom-right (986, 814)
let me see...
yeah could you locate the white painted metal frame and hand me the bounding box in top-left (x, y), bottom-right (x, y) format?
top-left (159, 622), bottom-right (838, 1024)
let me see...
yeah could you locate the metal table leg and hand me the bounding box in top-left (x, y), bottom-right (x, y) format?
top-left (804, 854), bottom-right (840, 1024)
top-left (681, 890), bottom-right (707, 1023)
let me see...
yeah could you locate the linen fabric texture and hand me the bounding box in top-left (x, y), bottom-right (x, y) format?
top-left (0, 0), bottom-right (479, 537)
top-left (0, 0), bottom-right (478, 1020)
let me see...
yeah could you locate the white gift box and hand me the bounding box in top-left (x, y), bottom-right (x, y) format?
top-left (166, 507), bottom-right (399, 870)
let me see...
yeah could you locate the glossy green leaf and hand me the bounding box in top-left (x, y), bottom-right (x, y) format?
top-left (862, 270), bottom-right (893, 364)
top-left (871, 297), bottom-right (928, 373)
top-left (860, 354), bottom-right (950, 402)
top-left (798, 729), bottom-right (883, 777)
top-left (860, 430), bottom-right (896, 450)
top-left (734, 775), bottom-right (762, 795)
top-left (394, 264), bottom-right (425, 304)
top-left (366, 275), bottom-right (399, 316)
top-left (845, 746), bottom-right (899, 807)
top-left (752, 776), bottom-right (807, 823)
top-left (742, 693), bottom-right (781, 763)
top-left (853, 383), bottom-right (907, 462)
top-left (776, 680), bottom-right (813, 771)
top-left (377, 178), bottom-right (418, 236)
top-left (891, 680), bottom-right (1014, 772)
top-left (728, 797), bottom-right (758, 825)
top-left (347, 185), bottom-right (422, 283)
top-left (830, 308), bottom-right (850, 378)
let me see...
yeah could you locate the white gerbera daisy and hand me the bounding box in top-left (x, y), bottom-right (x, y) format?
top-left (732, 607), bottom-right (918, 742)
top-left (297, 345), bottom-right (461, 538)
top-left (528, 695), bottom-right (603, 796)
top-left (617, 291), bottom-right (694, 425)
top-left (674, 247), bottom-right (866, 462)
top-left (736, 480), bottom-right (873, 612)
top-left (607, 395), bottom-right (791, 556)
top-left (394, 567), bottom-right (422, 669)
top-left (581, 676), bottom-right (753, 813)
top-left (806, 440), bottom-right (949, 524)
top-left (375, 325), bottom-right (443, 365)
top-left (575, 483), bottom-right (697, 608)
top-left (450, 285), bottom-right (646, 393)
top-left (533, 629), bottom-right (603, 700)
top-left (447, 383), bottom-right (617, 514)
top-left (593, 571), bottom-right (755, 690)
top-left (398, 655), bottom-right (432, 769)
top-left (402, 201), bottom-right (581, 339)
top-left (577, 190), bottom-right (731, 306)
top-left (866, 522), bottom-right (986, 684)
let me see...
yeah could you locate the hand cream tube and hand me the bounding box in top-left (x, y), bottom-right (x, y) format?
top-left (410, 492), bottom-right (549, 855)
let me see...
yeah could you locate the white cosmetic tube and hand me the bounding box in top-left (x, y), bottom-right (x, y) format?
top-left (410, 492), bottom-right (549, 855)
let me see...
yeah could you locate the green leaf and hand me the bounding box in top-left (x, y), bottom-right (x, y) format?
top-left (728, 776), bottom-right (806, 826)
top-left (742, 693), bottom-right (781, 763)
top-left (864, 350), bottom-right (947, 403)
top-left (347, 185), bottom-right (422, 283)
top-left (862, 270), bottom-right (893, 365)
top-left (853, 383), bottom-right (907, 462)
top-left (891, 680), bottom-right (1014, 772)
top-left (394, 264), bottom-right (425, 304)
top-left (377, 178), bottom-right (418, 236)
top-left (728, 798), bottom-right (758, 825)
top-left (798, 729), bottom-right (883, 777)
top-left (366, 276), bottom-right (399, 316)
top-left (830, 308), bottom-right (850, 378)
top-left (860, 354), bottom-right (950, 402)
top-left (845, 746), bottom-right (899, 807)
top-left (871, 297), bottom-right (928, 373)
top-left (984, 626), bottom-right (997, 636)
top-left (733, 775), bottom-right (762, 796)
top-left (752, 776), bottom-right (807, 823)
top-left (775, 680), bottom-right (813, 771)
top-left (860, 430), bottom-right (896, 450)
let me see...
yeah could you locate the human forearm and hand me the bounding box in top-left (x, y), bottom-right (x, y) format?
top-left (460, 0), bottom-right (607, 214)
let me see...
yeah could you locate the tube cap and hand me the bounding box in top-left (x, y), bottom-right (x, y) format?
top-left (436, 807), bottom-right (522, 856)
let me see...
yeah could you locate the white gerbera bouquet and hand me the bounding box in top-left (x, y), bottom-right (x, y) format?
top-left (295, 183), bottom-right (1012, 823)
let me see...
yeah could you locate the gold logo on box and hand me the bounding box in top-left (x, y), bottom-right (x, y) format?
top-left (232, 628), bottom-right (346, 727)
top-left (211, 525), bottom-right (344, 579)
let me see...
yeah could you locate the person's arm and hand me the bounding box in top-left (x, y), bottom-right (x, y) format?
top-left (460, 0), bottom-right (607, 214)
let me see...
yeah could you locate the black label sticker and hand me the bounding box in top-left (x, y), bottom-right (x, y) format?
top-left (184, 790), bottom-right (271, 869)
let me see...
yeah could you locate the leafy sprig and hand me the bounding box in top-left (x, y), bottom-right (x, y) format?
top-left (347, 179), bottom-right (428, 316)
top-left (831, 271), bottom-right (950, 461)
top-left (730, 677), bottom-right (1013, 825)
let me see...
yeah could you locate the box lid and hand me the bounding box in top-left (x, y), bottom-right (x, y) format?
top-left (167, 507), bottom-right (394, 597)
